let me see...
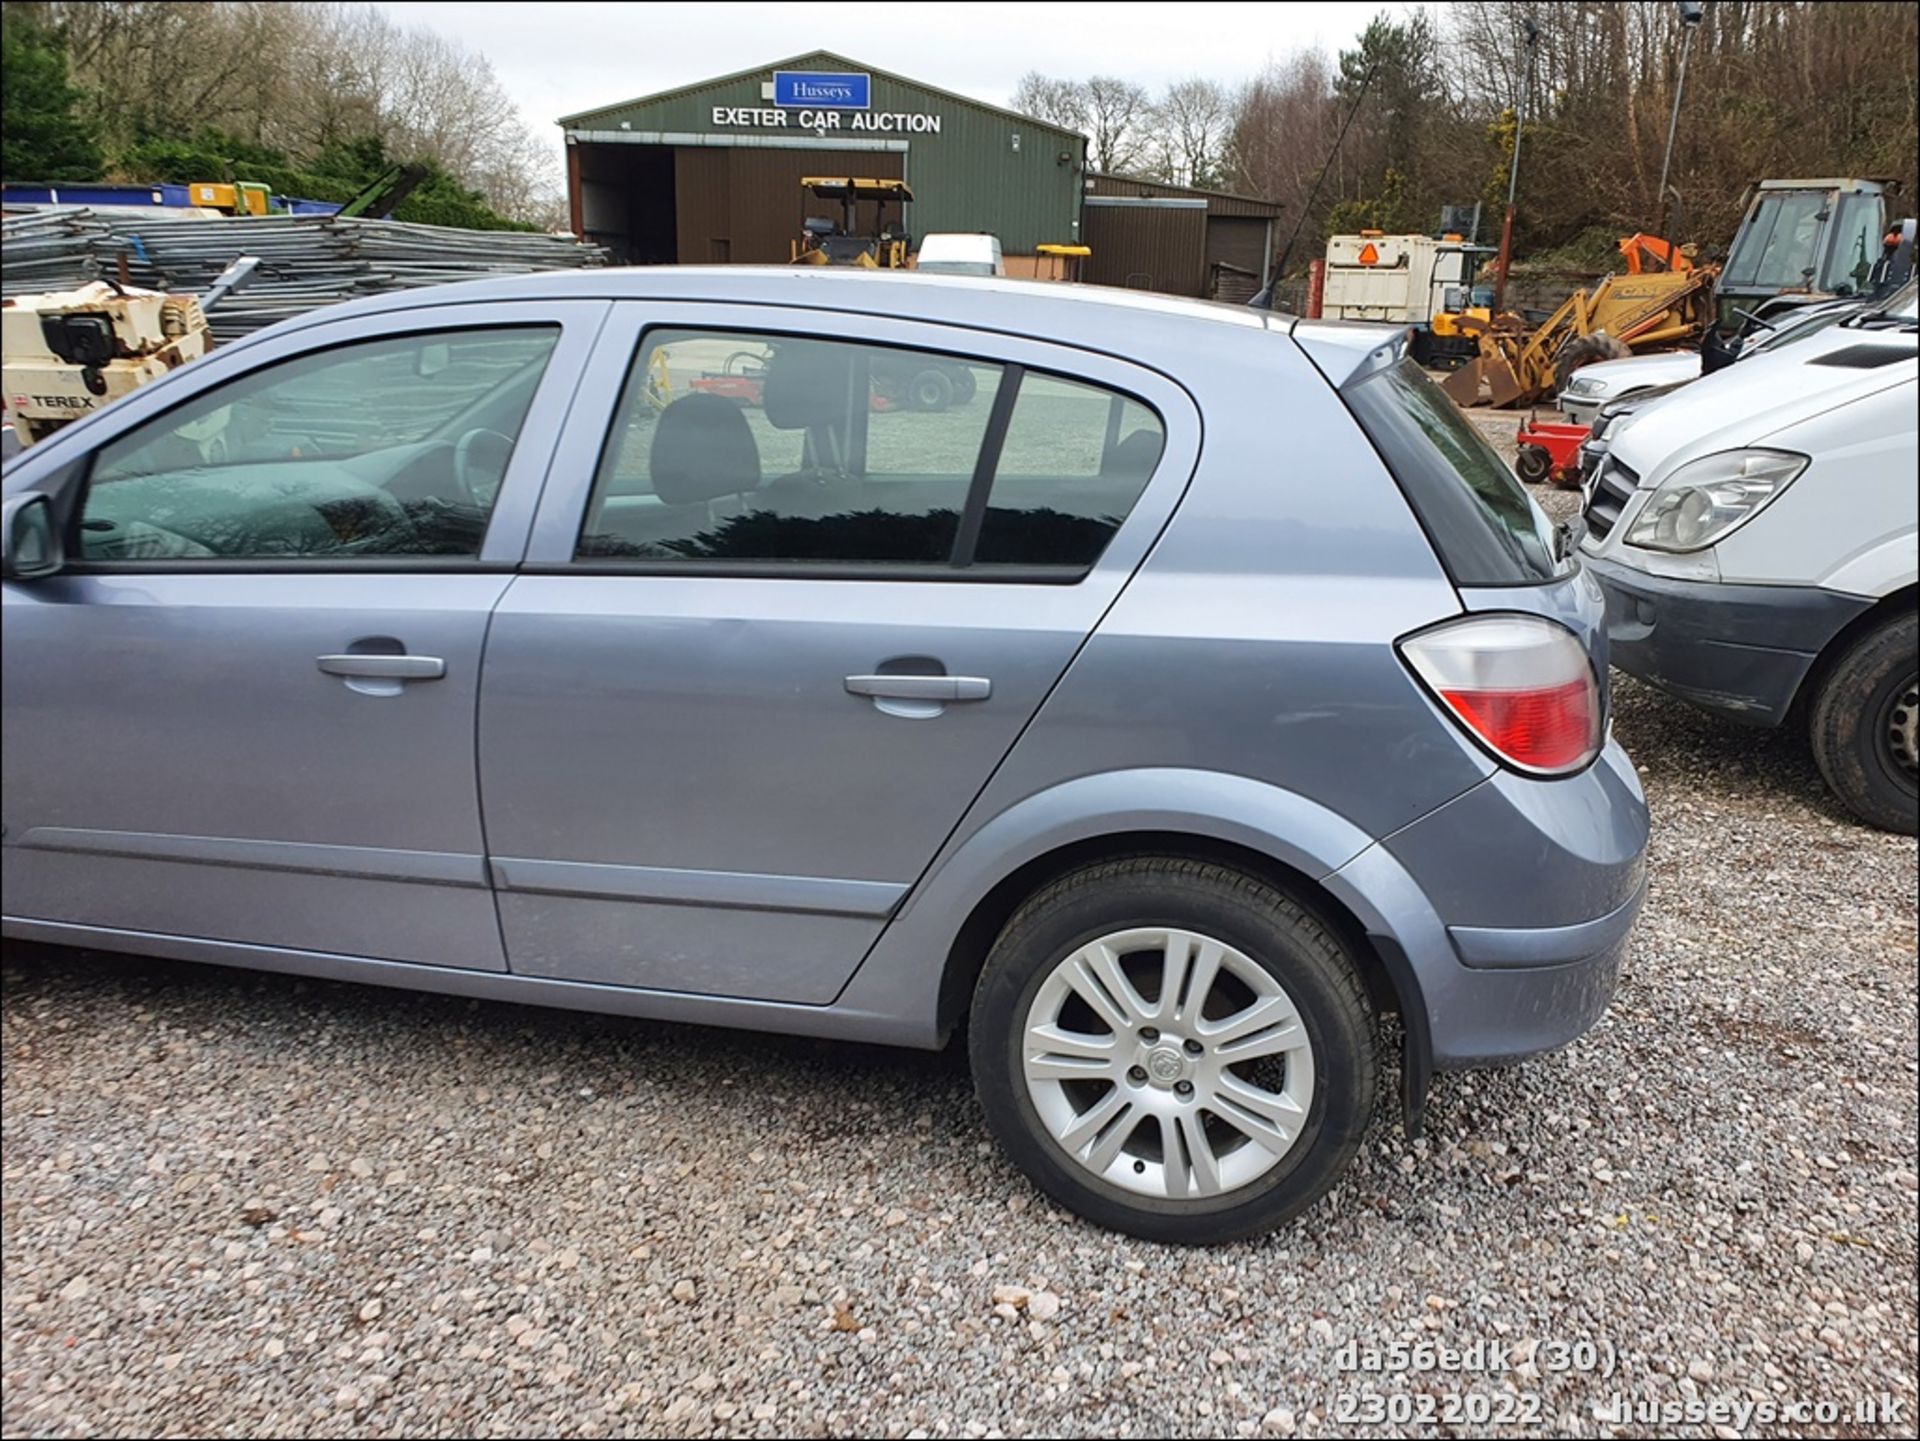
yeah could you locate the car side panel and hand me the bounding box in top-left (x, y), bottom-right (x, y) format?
top-left (842, 325), bottom-right (1481, 1028)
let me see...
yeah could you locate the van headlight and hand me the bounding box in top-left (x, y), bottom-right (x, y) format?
top-left (1625, 449), bottom-right (1807, 553)
top-left (1564, 376), bottom-right (1607, 396)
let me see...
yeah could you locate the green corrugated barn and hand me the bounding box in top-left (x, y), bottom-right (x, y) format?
top-left (559, 50), bottom-right (1089, 272)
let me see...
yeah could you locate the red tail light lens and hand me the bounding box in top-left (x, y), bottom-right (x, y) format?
top-left (1399, 615), bottom-right (1603, 775)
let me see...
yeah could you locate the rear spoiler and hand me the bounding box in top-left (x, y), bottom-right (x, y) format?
top-left (1288, 319), bottom-right (1413, 389)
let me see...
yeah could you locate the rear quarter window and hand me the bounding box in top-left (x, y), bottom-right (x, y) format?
top-left (1342, 358), bottom-right (1563, 585)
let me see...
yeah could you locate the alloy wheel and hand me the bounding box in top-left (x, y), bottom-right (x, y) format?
top-left (1020, 927), bottom-right (1316, 1200)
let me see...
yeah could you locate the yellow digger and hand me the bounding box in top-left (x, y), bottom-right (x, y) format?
top-left (1442, 233), bottom-right (1716, 407)
top-left (791, 178), bottom-right (914, 269)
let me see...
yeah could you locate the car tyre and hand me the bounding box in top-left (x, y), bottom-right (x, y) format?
top-left (969, 857), bottom-right (1377, 1244)
top-left (1552, 333), bottom-right (1631, 393)
top-left (1809, 612), bottom-right (1919, 834)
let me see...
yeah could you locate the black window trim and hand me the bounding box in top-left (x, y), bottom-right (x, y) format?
top-left (531, 559), bottom-right (1088, 585)
top-left (58, 556), bottom-right (522, 577)
top-left (570, 324), bottom-right (1163, 583)
top-left (951, 363), bottom-right (1024, 568)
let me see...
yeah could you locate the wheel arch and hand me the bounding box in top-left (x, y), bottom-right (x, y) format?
top-left (1789, 583), bottom-right (1919, 724)
top-left (840, 768), bottom-right (1454, 1131)
top-left (926, 828), bottom-right (1435, 1135)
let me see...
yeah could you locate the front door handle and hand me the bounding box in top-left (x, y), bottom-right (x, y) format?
top-left (317, 654), bottom-right (446, 681)
top-left (845, 674), bottom-right (991, 702)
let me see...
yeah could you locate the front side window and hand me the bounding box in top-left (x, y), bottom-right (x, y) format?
top-left (82, 327), bottom-right (559, 561)
top-left (577, 329), bottom-right (1165, 574)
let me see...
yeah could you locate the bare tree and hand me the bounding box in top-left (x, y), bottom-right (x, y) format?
top-left (1152, 77), bottom-right (1232, 188)
top-left (1011, 71), bottom-right (1154, 175)
top-left (29, 0), bottom-right (562, 221)
top-left (1225, 50), bottom-right (1335, 208)
top-left (1081, 75), bottom-right (1153, 174)
top-left (1441, 0), bottom-right (1917, 257)
top-left (1011, 71), bottom-right (1088, 134)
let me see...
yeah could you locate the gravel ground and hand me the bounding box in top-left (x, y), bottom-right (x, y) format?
top-left (4, 444), bottom-right (1916, 1440)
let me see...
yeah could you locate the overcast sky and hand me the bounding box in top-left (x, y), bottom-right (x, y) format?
top-left (378, 2), bottom-right (1439, 144)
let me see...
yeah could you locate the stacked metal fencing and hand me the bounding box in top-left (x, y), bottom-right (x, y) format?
top-left (1, 209), bottom-right (609, 341)
top-left (0, 208), bottom-right (121, 298)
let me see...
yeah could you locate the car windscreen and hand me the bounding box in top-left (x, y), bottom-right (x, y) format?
top-left (1342, 358), bottom-right (1562, 585)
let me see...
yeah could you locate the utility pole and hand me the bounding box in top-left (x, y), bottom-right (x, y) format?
top-left (1656, 0), bottom-right (1707, 252)
top-left (1491, 16), bottom-right (1540, 315)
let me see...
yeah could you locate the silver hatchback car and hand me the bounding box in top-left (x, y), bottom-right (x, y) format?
top-left (1, 270), bottom-right (1648, 1243)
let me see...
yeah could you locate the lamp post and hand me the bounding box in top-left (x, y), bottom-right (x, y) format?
top-left (1656, 0), bottom-right (1708, 249)
top-left (1491, 16), bottom-right (1540, 315)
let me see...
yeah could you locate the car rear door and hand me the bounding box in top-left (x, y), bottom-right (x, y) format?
top-left (478, 303), bottom-right (1200, 1003)
top-left (1, 301), bottom-right (605, 969)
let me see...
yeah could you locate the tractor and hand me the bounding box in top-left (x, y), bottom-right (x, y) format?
top-left (1442, 177), bottom-right (1894, 408)
top-left (790, 178), bottom-right (914, 269)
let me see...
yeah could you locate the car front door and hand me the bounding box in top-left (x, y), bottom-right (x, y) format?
top-left (1, 301), bottom-right (605, 969)
top-left (478, 303), bottom-right (1199, 1003)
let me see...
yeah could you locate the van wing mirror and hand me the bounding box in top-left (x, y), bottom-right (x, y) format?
top-left (1, 493), bottom-right (64, 580)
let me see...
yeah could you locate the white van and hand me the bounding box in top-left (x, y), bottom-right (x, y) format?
top-left (1577, 282), bottom-right (1918, 831)
top-left (1558, 293), bottom-right (1897, 425)
top-left (914, 233), bottom-right (1005, 277)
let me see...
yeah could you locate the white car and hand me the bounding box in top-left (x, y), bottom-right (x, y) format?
top-left (1578, 283), bottom-right (1918, 831)
top-left (1558, 351), bottom-right (1701, 425)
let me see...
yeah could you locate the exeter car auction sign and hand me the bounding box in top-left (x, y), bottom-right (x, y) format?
top-left (710, 107), bottom-right (943, 133)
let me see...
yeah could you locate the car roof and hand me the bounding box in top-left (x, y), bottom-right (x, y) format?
top-left (267, 266), bottom-right (1286, 351)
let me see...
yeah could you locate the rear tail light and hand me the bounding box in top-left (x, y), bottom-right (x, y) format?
top-left (1399, 615), bottom-right (1603, 775)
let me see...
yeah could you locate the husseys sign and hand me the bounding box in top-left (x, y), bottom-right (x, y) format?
top-left (709, 71), bottom-right (944, 134)
top-left (772, 71), bottom-right (869, 108)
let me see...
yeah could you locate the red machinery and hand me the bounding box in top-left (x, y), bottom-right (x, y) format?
top-left (687, 351), bottom-right (771, 406)
top-left (1515, 415), bottom-right (1591, 489)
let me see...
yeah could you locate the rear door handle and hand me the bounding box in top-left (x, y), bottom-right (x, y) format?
top-left (845, 674), bottom-right (991, 702)
top-left (316, 654), bottom-right (446, 680)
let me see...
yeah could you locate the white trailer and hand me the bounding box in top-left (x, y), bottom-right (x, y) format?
top-left (1321, 232), bottom-right (1489, 325)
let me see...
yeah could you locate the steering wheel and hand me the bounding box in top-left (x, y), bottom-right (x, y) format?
top-left (453, 428), bottom-right (516, 506)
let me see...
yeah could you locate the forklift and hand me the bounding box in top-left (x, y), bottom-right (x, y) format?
top-left (791, 178), bottom-right (914, 268)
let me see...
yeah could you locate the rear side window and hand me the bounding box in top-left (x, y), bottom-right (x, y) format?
top-left (1342, 358), bottom-right (1560, 585)
top-left (576, 329), bottom-right (1164, 575)
top-left (981, 373), bottom-right (1162, 566)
